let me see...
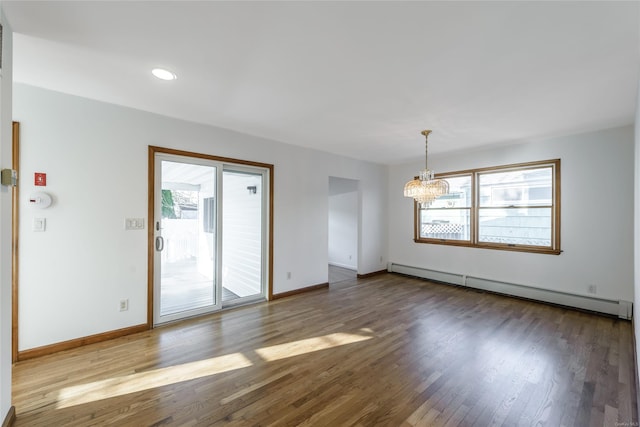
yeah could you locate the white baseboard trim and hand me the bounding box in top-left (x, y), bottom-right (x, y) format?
top-left (388, 262), bottom-right (633, 319)
top-left (329, 262), bottom-right (357, 270)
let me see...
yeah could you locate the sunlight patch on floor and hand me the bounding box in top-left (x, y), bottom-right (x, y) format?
top-left (255, 332), bottom-right (373, 362)
top-left (55, 352), bottom-right (252, 409)
top-left (54, 331), bottom-right (373, 409)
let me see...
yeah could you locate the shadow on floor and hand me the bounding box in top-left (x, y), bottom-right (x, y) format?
top-left (328, 264), bottom-right (357, 284)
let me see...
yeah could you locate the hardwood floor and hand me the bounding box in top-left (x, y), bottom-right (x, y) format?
top-left (12, 273), bottom-right (637, 426)
top-left (328, 264), bottom-right (357, 284)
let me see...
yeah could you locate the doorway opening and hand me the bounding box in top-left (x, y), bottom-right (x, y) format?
top-left (328, 177), bottom-right (359, 285)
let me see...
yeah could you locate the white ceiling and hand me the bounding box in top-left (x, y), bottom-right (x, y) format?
top-left (3, 1), bottom-right (639, 164)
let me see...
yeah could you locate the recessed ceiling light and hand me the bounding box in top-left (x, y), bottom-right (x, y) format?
top-left (152, 68), bottom-right (177, 81)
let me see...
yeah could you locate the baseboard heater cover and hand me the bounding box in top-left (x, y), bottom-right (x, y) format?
top-left (388, 263), bottom-right (632, 319)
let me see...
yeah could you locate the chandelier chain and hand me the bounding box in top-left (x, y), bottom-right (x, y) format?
top-left (403, 129), bottom-right (449, 207)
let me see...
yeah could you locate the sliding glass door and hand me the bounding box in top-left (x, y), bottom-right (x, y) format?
top-left (154, 155), bottom-right (221, 324)
top-left (222, 169), bottom-right (265, 304)
top-left (152, 150), bottom-right (270, 325)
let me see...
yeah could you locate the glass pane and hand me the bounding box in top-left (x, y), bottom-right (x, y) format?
top-left (420, 208), bottom-right (470, 241)
top-left (478, 207), bottom-right (551, 246)
top-left (479, 167), bottom-right (552, 207)
top-left (222, 170), bottom-right (263, 302)
top-left (429, 175), bottom-right (472, 208)
top-left (160, 161), bottom-right (216, 316)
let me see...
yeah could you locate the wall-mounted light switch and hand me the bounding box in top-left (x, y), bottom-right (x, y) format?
top-left (125, 218), bottom-right (145, 230)
top-left (33, 217), bottom-right (46, 232)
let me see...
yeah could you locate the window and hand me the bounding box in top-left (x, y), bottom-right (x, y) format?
top-left (418, 174), bottom-right (472, 242)
top-left (415, 159), bottom-right (560, 254)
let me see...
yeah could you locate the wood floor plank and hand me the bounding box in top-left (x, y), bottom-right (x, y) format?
top-left (12, 273), bottom-right (638, 426)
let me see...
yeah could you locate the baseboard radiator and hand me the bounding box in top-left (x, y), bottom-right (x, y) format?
top-left (388, 263), bottom-right (633, 320)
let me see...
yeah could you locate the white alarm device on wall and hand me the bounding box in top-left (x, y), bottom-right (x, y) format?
top-left (28, 191), bottom-right (52, 209)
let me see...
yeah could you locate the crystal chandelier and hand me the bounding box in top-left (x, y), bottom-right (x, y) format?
top-left (403, 130), bottom-right (449, 207)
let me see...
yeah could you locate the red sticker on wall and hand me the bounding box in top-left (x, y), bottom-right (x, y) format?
top-left (34, 172), bottom-right (46, 186)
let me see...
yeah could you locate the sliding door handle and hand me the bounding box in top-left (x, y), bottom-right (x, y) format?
top-left (155, 236), bottom-right (164, 252)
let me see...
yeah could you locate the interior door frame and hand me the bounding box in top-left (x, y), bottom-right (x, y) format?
top-left (11, 122), bottom-right (19, 362)
top-left (147, 146), bottom-right (274, 328)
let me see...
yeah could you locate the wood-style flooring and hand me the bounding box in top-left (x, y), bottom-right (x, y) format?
top-left (328, 264), bottom-right (357, 284)
top-left (12, 273), bottom-right (638, 426)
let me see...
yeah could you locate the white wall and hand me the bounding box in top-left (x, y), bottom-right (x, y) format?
top-left (14, 83), bottom-right (388, 351)
top-left (0, 4), bottom-right (12, 421)
top-left (389, 125), bottom-right (634, 302)
top-left (328, 177), bottom-right (358, 270)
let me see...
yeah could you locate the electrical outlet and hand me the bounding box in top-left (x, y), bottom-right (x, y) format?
top-left (286, 272), bottom-right (292, 280)
top-left (587, 284), bottom-right (597, 294)
top-left (119, 299), bottom-right (129, 311)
